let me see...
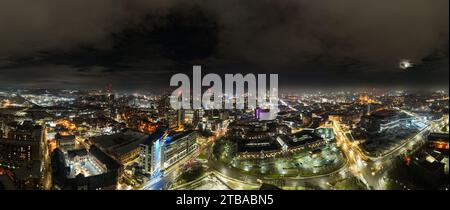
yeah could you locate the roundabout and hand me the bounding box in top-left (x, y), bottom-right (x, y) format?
top-left (207, 128), bottom-right (350, 189)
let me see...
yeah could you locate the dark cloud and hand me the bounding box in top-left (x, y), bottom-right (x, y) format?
top-left (0, 0), bottom-right (448, 90)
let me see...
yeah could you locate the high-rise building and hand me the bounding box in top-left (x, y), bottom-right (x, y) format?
top-left (161, 130), bottom-right (198, 169)
top-left (0, 120), bottom-right (46, 169)
top-left (167, 109), bottom-right (185, 129)
top-left (139, 129), bottom-right (166, 175)
top-left (0, 120), bottom-right (46, 190)
top-left (145, 130), bottom-right (198, 176)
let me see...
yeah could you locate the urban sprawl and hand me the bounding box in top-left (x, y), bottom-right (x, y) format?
top-left (0, 89), bottom-right (448, 190)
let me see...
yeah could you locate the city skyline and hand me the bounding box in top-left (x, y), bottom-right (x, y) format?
top-left (0, 0), bottom-right (448, 193)
top-left (1, 88), bottom-right (448, 190)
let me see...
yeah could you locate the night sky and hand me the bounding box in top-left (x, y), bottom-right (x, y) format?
top-left (0, 0), bottom-right (448, 91)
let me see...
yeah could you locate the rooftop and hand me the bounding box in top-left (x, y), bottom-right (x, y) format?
top-left (67, 149), bottom-right (88, 159)
top-left (237, 137), bottom-right (281, 153)
top-left (166, 130), bottom-right (196, 144)
top-left (283, 129), bottom-right (324, 147)
top-left (369, 109), bottom-right (409, 120)
top-left (90, 129), bottom-right (148, 156)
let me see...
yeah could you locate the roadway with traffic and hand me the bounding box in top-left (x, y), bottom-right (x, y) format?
top-left (139, 111), bottom-right (447, 190)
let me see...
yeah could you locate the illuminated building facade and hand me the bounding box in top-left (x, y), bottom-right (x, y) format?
top-left (139, 129), bottom-right (166, 175)
top-left (359, 110), bottom-right (414, 133)
top-left (148, 130), bottom-right (198, 176)
top-left (55, 133), bottom-right (76, 151)
top-left (51, 146), bottom-right (121, 190)
top-left (162, 130), bottom-right (198, 169)
top-left (0, 121), bottom-right (46, 169)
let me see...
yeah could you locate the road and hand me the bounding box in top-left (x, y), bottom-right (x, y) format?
top-left (208, 150), bottom-right (350, 189)
top-left (331, 112), bottom-right (447, 190)
top-left (141, 151), bottom-right (199, 190)
top-left (140, 125), bottom-right (226, 190)
top-left (141, 120), bottom-right (232, 190)
top-left (139, 112), bottom-right (447, 190)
